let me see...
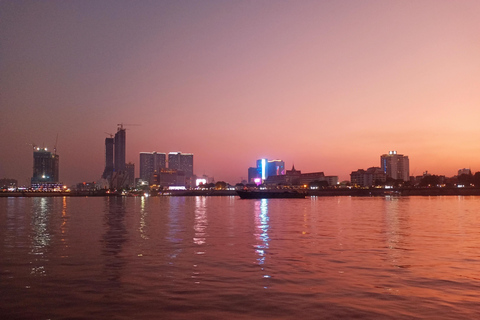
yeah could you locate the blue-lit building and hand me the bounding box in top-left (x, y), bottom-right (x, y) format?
top-left (266, 159), bottom-right (285, 177)
top-left (248, 158), bottom-right (285, 183)
top-left (380, 151), bottom-right (409, 181)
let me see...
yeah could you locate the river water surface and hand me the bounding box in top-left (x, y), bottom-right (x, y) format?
top-left (1, 196), bottom-right (480, 319)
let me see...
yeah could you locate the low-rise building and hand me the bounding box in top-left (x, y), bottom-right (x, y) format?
top-left (350, 167), bottom-right (386, 187)
top-left (151, 168), bottom-right (186, 188)
top-left (458, 168), bottom-right (472, 176)
top-left (265, 165), bottom-right (338, 186)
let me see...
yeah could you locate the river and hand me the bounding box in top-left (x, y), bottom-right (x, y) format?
top-left (1, 196), bottom-right (479, 319)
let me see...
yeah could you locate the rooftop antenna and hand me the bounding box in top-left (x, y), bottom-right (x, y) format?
top-left (54, 133), bottom-right (59, 155)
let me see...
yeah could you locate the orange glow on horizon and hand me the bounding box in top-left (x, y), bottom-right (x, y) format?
top-left (1, 1), bottom-right (480, 184)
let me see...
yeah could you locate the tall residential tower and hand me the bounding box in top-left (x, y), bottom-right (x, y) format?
top-left (139, 152), bottom-right (167, 183)
top-left (380, 151), bottom-right (409, 181)
top-left (168, 152), bottom-right (193, 178)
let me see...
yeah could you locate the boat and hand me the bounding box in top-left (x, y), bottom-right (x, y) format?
top-left (236, 189), bottom-right (306, 199)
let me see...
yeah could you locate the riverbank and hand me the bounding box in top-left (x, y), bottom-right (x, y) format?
top-left (3, 187), bottom-right (480, 197)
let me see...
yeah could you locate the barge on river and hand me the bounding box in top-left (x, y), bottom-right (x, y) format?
top-left (236, 189), bottom-right (306, 199)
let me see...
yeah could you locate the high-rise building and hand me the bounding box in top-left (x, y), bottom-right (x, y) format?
top-left (256, 159), bottom-right (268, 180)
top-left (380, 151), bottom-right (409, 181)
top-left (251, 158), bottom-right (285, 182)
top-left (31, 147), bottom-right (59, 185)
top-left (114, 126), bottom-right (126, 172)
top-left (126, 162), bottom-right (135, 188)
top-left (248, 167), bottom-right (259, 183)
top-left (267, 159), bottom-right (285, 177)
top-left (101, 125), bottom-right (134, 189)
top-left (102, 137), bottom-right (114, 179)
top-left (139, 152), bottom-right (166, 183)
top-left (168, 152), bottom-right (193, 177)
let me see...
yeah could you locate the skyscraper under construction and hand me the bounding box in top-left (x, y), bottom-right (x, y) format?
top-left (102, 124), bottom-right (131, 189)
top-left (102, 137), bottom-right (114, 180)
top-left (114, 126), bottom-right (126, 172)
top-left (31, 147), bottom-right (59, 185)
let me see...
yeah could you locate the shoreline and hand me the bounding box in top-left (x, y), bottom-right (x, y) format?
top-left (3, 187), bottom-right (480, 197)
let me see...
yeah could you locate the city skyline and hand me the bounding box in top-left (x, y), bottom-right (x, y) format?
top-left (1, 1), bottom-right (480, 185)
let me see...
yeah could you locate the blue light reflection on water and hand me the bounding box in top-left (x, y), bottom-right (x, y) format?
top-left (254, 199), bottom-right (271, 285)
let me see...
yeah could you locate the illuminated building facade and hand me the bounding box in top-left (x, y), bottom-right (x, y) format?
top-left (248, 158), bottom-right (286, 183)
top-left (248, 167), bottom-right (259, 183)
top-left (31, 147), bottom-right (59, 185)
top-left (151, 168), bottom-right (186, 187)
top-left (0, 178), bottom-right (17, 189)
top-left (267, 159), bottom-right (285, 177)
top-left (139, 152), bottom-right (166, 183)
top-left (380, 151), bottom-right (409, 181)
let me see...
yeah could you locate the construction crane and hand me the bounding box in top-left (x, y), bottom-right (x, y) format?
top-left (117, 123), bottom-right (141, 130)
top-left (104, 132), bottom-right (114, 138)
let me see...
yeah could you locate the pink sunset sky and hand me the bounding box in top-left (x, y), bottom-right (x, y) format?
top-left (1, 0), bottom-right (480, 185)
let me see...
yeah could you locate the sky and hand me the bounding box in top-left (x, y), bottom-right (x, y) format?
top-left (1, 0), bottom-right (480, 186)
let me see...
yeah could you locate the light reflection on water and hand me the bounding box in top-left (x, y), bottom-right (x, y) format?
top-left (139, 195), bottom-right (148, 240)
top-left (29, 197), bottom-right (50, 276)
top-left (254, 199), bottom-right (270, 284)
top-left (101, 197), bottom-right (127, 285)
top-left (2, 196), bottom-right (480, 319)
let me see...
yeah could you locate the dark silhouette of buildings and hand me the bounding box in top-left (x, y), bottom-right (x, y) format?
top-left (265, 165), bottom-right (338, 186)
top-left (114, 126), bottom-right (126, 172)
top-left (102, 125), bottom-right (133, 189)
top-left (125, 162), bottom-right (135, 188)
top-left (102, 137), bottom-right (114, 179)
